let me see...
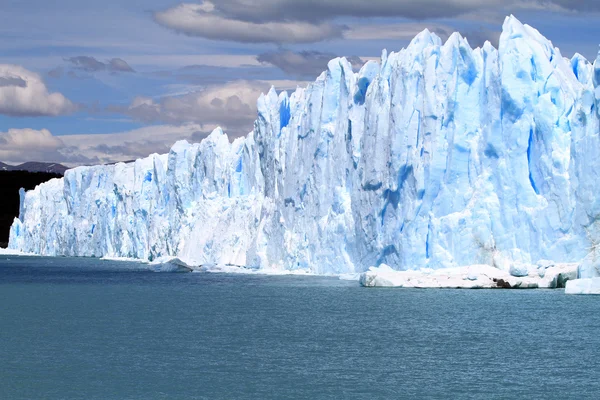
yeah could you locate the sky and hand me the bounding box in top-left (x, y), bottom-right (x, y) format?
top-left (0, 0), bottom-right (599, 166)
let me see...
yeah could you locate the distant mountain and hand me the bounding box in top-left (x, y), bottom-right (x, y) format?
top-left (0, 162), bottom-right (69, 175)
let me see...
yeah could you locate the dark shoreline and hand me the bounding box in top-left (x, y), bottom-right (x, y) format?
top-left (0, 170), bottom-right (62, 245)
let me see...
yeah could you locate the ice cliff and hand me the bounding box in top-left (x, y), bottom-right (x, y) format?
top-left (9, 16), bottom-right (600, 276)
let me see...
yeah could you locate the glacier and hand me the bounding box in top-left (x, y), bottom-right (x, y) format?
top-left (8, 16), bottom-right (600, 283)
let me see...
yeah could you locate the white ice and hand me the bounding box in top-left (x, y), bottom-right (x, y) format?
top-left (360, 263), bottom-right (577, 289)
top-left (565, 278), bottom-right (600, 295)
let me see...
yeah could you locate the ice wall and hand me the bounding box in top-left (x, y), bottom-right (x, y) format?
top-left (9, 16), bottom-right (600, 274)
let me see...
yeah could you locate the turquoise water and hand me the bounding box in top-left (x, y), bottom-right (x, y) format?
top-left (1, 256), bottom-right (599, 399)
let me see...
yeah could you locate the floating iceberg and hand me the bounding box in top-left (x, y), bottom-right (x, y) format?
top-left (563, 248), bottom-right (600, 294)
top-left (565, 278), bottom-right (600, 295)
top-left (8, 16), bottom-right (600, 283)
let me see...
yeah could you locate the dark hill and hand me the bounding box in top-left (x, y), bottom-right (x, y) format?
top-left (0, 171), bottom-right (62, 248)
top-left (0, 162), bottom-right (69, 174)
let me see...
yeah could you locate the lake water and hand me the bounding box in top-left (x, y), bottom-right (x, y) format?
top-left (1, 255), bottom-right (599, 399)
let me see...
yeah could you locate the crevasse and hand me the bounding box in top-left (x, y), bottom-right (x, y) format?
top-left (9, 16), bottom-right (600, 275)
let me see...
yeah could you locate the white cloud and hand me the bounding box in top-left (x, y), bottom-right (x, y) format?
top-left (154, 2), bottom-right (344, 44)
top-left (0, 64), bottom-right (75, 116)
top-left (124, 80), bottom-right (267, 135)
top-left (0, 125), bottom-right (214, 166)
top-left (115, 80), bottom-right (308, 137)
top-left (0, 128), bottom-right (65, 163)
top-left (0, 75), bottom-right (312, 166)
top-left (0, 79), bottom-right (311, 165)
top-left (60, 124), bottom-right (213, 164)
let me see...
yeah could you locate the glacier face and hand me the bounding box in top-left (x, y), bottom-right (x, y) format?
top-left (9, 16), bottom-right (600, 275)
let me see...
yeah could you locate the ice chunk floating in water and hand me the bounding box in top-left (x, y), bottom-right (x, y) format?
top-left (565, 278), bottom-right (600, 295)
top-left (8, 16), bottom-right (600, 280)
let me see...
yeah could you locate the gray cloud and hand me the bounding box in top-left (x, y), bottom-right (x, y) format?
top-left (461, 27), bottom-right (501, 48)
top-left (0, 125), bottom-right (210, 166)
top-left (345, 22), bottom-right (454, 41)
top-left (0, 128), bottom-right (67, 164)
top-left (0, 76), bottom-right (27, 88)
top-left (153, 2), bottom-right (345, 43)
top-left (213, 0), bottom-right (487, 22)
top-left (550, 0), bottom-right (600, 12)
top-left (348, 22), bottom-right (499, 48)
top-left (110, 80), bottom-right (275, 137)
top-left (57, 148), bottom-right (102, 165)
top-left (257, 50), bottom-right (364, 78)
top-left (108, 58), bottom-right (136, 72)
top-left (65, 56), bottom-right (135, 73)
top-left (66, 70), bottom-right (94, 80)
top-left (47, 67), bottom-right (64, 79)
top-left (191, 130), bottom-right (211, 142)
top-left (66, 56), bottom-right (105, 72)
top-left (92, 143), bottom-right (133, 156)
top-left (89, 141), bottom-right (176, 160)
top-left (154, 1), bottom-right (600, 44)
top-left (214, 0), bottom-right (600, 22)
top-left (60, 124), bottom-right (210, 165)
top-left (171, 64), bottom-right (289, 86)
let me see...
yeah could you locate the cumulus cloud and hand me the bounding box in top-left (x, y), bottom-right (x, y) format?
top-left (0, 65), bottom-right (75, 116)
top-left (153, 2), bottom-right (345, 43)
top-left (257, 50), bottom-right (364, 78)
top-left (112, 80), bottom-right (278, 137)
top-left (0, 125), bottom-right (211, 166)
top-left (0, 128), bottom-right (66, 163)
top-left (65, 56), bottom-right (135, 73)
top-left (61, 124), bottom-right (211, 164)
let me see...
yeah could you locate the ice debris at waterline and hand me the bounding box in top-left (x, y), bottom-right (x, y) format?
top-left (565, 278), bottom-right (600, 295)
top-left (360, 263), bottom-right (577, 289)
top-left (8, 16), bottom-right (600, 288)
